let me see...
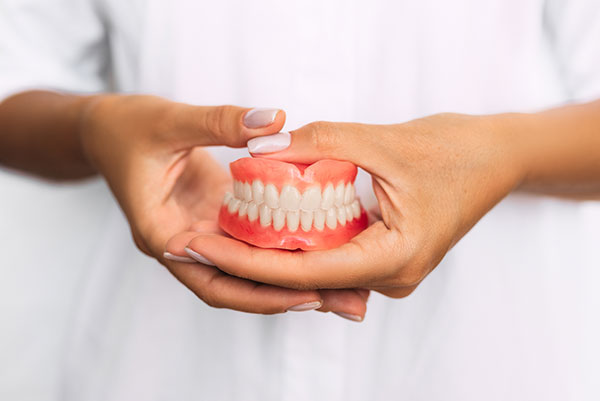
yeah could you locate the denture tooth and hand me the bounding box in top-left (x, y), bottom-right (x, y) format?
top-left (280, 185), bottom-right (301, 210)
top-left (321, 183), bottom-right (335, 209)
top-left (344, 183), bottom-right (355, 205)
top-left (334, 182), bottom-right (345, 207)
top-left (259, 204), bottom-right (272, 227)
top-left (287, 210), bottom-right (300, 232)
top-left (326, 208), bottom-right (337, 229)
top-left (345, 205), bottom-right (354, 221)
top-left (247, 201), bottom-right (259, 222)
top-left (351, 200), bottom-right (361, 219)
top-left (243, 182), bottom-right (252, 202)
top-left (337, 206), bottom-right (347, 226)
top-left (234, 180), bottom-right (243, 199)
top-left (252, 180), bottom-right (264, 204)
top-left (313, 209), bottom-right (325, 231)
top-left (300, 186), bottom-right (321, 211)
top-left (272, 208), bottom-right (285, 231)
top-left (223, 192), bottom-right (233, 205)
top-left (238, 201), bottom-right (248, 217)
top-left (265, 184), bottom-right (279, 208)
top-left (300, 210), bottom-right (313, 232)
top-left (228, 198), bottom-right (241, 214)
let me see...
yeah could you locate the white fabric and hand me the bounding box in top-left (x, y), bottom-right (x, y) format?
top-left (1, 0), bottom-right (600, 400)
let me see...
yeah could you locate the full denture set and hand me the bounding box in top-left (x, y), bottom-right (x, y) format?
top-left (218, 158), bottom-right (368, 250)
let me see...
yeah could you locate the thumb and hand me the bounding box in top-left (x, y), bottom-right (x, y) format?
top-left (247, 121), bottom-right (372, 166)
top-left (165, 104), bottom-right (286, 148)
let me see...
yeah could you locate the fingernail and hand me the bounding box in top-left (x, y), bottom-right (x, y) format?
top-left (247, 132), bottom-right (291, 154)
top-left (243, 108), bottom-right (280, 129)
top-left (286, 300), bottom-right (322, 312)
top-left (334, 312), bottom-right (363, 322)
top-left (184, 247), bottom-right (216, 266)
top-left (163, 252), bottom-right (197, 263)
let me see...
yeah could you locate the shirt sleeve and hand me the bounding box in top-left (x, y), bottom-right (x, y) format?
top-left (544, 0), bottom-right (600, 103)
top-left (0, 0), bottom-right (109, 101)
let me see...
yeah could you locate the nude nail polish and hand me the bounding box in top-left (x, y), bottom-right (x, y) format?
top-left (247, 132), bottom-right (291, 154)
top-left (243, 108), bottom-right (279, 128)
top-left (184, 247), bottom-right (216, 266)
top-left (163, 252), bottom-right (197, 263)
top-left (286, 300), bottom-right (322, 312)
top-left (334, 312), bottom-right (363, 322)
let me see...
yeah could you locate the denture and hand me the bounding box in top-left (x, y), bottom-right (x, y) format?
top-left (218, 157), bottom-right (368, 250)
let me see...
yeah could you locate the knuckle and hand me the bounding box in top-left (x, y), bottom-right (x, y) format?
top-left (305, 121), bottom-right (339, 153)
top-left (200, 290), bottom-right (225, 309)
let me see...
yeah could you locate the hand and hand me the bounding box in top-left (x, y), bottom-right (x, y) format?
top-left (79, 95), bottom-right (368, 316)
top-left (173, 113), bottom-right (525, 300)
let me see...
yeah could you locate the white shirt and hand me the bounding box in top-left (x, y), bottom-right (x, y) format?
top-left (1, 1), bottom-right (600, 400)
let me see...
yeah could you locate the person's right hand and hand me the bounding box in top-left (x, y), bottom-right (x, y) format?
top-left (78, 95), bottom-right (369, 317)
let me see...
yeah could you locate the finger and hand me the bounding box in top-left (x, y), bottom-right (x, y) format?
top-left (165, 259), bottom-right (323, 314)
top-left (373, 285), bottom-right (419, 299)
top-left (185, 221), bottom-right (403, 290)
top-left (247, 121), bottom-right (382, 170)
top-left (165, 105), bottom-right (286, 148)
top-left (318, 289), bottom-right (367, 322)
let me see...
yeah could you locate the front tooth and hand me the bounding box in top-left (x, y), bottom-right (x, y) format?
top-left (265, 184), bottom-right (279, 208)
top-left (247, 201), bottom-right (259, 222)
top-left (234, 181), bottom-right (243, 199)
top-left (321, 184), bottom-right (335, 209)
top-left (259, 204), bottom-right (272, 227)
top-left (287, 210), bottom-right (300, 232)
top-left (243, 182), bottom-right (252, 202)
top-left (313, 209), bottom-right (325, 231)
top-left (326, 208), bottom-right (337, 229)
top-left (252, 180), bottom-right (264, 204)
top-left (337, 206), bottom-right (347, 225)
top-left (334, 182), bottom-right (345, 207)
top-left (239, 202), bottom-right (248, 217)
top-left (223, 192), bottom-right (233, 205)
top-left (272, 208), bottom-right (285, 231)
top-left (300, 210), bottom-right (313, 232)
top-left (345, 205), bottom-right (353, 221)
top-left (280, 185), bottom-right (301, 210)
top-left (300, 186), bottom-right (321, 210)
top-left (344, 183), bottom-right (355, 205)
top-left (228, 198), bottom-right (241, 214)
top-left (351, 200), bottom-right (361, 219)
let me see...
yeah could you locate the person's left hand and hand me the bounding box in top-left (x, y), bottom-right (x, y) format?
top-left (168, 113), bottom-right (526, 310)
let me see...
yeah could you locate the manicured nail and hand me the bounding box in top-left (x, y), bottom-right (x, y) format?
top-left (334, 312), bottom-right (363, 322)
top-left (243, 108), bottom-right (279, 129)
top-left (184, 247), bottom-right (216, 266)
top-left (163, 252), bottom-right (197, 263)
top-left (286, 300), bottom-right (322, 312)
top-left (247, 131), bottom-right (291, 154)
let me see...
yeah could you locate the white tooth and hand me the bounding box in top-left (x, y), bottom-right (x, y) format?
top-left (287, 210), bottom-right (300, 232)
top-left (223, 192), bottom-right (233, 205)
top-left (252, 180), bottom-right (264, 204)
top-left (344, 183), bottom-right (355, 205)
top-left (259, 204), bottom-right (272, 227)
top-left (337, 206), bottom-right (347, 226)
top-left (326, 208), bottom-right (337, 229)
top-left (300, 186), bottom-right (321, 211)
top-left (280, 185), bottom-right (301, 210)
top-left (334, 182), bottom-right (345, 207)
top-left (239, 201), bottom-right (248, 217)
top-left (247, 201), bottom-right (259, 222)
top-left (228, 198), bottom-right (241, 214)
top-left (243, 182), bottom-right (252, 202)
top-left (313, 209), bottom-right (326, 231)
top-left (234, 181), bottom-right (243, 199)
top-left (265, 184), bottom-right (279, 208)
top-left (300, 210), bottom-right (313, 232)
top-left (272, 208), bottom-right (285, 231)
top-left (321, 183), bottom-right (335, 209)
top-left (345, 205), bottom-right (354, 221)
top-left (351, 200), bottom-right (361, 219)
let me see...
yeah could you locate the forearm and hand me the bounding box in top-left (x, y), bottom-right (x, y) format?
top-left (498, 100), bottom-right (600, 197)
top-left (0, 90), bottom-right (98, 180)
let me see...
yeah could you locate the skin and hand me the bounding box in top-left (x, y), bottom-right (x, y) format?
top-left (171, 101), bottom-right (600, 310)
top-left (0, 91), bottom-right (368, 317)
